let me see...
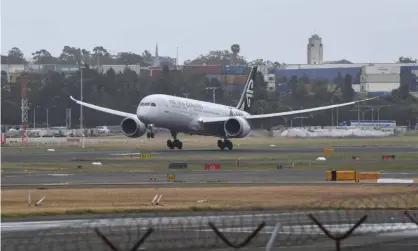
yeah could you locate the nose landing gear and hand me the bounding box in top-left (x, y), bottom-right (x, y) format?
top-left (146, 124), bottom-right (155, 138)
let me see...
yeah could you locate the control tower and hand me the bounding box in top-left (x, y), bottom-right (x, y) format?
top-left (307, 34), bottom-right (323, 65)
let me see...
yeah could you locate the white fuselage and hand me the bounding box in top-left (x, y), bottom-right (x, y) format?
top-left (136, 94), bottom-right (249, 134)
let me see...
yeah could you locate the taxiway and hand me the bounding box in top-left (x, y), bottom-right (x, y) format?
top-left (2, 169), bottom-right (418, 189)
top-left (2, 145), bottom-right (417, 163)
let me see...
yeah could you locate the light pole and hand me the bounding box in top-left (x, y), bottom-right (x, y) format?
top-left (376, 105), bottom-right (393, 122)
top-left (46, 108), bottom-right (49, 128)
top-left (350, 109), bottom-right (368, 121)
top-left (363, 108), bottom-right (375, 121)
top-left (46, 105), bottom-right (56, 128)
top-left (33, 106), bottom-right (39, 129)
top-left (294, 116), bottom-right (308, 127)
top-left (66, 108), bottom-right (72, 129)
top-left (205, 87), bottom-right (220, 103)
top-left (80, 65), bottom-right (85, 130)
top-left (79, 65), bottom-right (86, 148)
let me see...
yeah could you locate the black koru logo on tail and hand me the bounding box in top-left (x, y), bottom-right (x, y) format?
top-left (245, 79), bottom-right (254, 108)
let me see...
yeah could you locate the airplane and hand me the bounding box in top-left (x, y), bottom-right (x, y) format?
top-left (70, 66), bottom-right (377, 150)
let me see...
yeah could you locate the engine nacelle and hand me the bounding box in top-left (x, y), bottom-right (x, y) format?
top-left (120, 116), bottom-right (147, 138)
top-left (224, 117), bottom-right (251, 138)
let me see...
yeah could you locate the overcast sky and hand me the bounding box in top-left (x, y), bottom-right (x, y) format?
top-left (1, 0), bottom-right (417, 64)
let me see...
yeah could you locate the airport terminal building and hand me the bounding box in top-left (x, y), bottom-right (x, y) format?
top-left (267, 63), bottom-right (418, 98)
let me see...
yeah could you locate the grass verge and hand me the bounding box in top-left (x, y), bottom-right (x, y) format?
top-left (3, 151), bottom-right (418, 173)
top-left (2, 134), bottom-right (418, 154)
top-left (2, 186), bottom-right (417, 217)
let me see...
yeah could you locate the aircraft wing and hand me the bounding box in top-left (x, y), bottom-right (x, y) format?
top-left (199, 97), bottom-right (378, 123)
top-left (70, 96), bottom-right (136, 118)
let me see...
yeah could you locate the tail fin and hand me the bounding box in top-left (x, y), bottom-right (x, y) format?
top-left (235, 66), bottom-right (257, 112)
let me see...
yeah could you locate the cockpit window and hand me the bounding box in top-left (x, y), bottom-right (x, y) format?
top-left (140, 102), bottom-right (155, 106)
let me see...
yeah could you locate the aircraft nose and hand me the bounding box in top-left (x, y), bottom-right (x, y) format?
top-left (137, 107), bottom-right (153, 124)
top-left (137, 107), bottom-right (147, 122)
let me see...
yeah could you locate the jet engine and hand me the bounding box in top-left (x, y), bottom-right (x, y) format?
top-left (224, 117), bottom-right (251, 138)
top-left (120, 116), bottom-right (147, 138)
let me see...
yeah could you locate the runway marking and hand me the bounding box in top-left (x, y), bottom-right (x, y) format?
top-left (109, 152), bottom-right (159, 156)
top-left (46, 174), bottom-right (74, 176)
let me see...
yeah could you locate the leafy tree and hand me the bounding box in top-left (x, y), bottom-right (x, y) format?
top-left (341, 74), bottom-right (355, 102)
top-left (248, 59), bottom-right (282, 68)
top-left (1, 45), bottom-right (417, 127)
top-left (32, 49), bottom-right (58, 64)
top-left (59, 46), bottom-right (82, 65)
top-left (5, 47), bottom-right (27, 64)
top-left (92, 46), bottom-right (113, 65)
top-left (185, 49), bottom-right (247, 65)
top-left (398, 57), bottom-right (417, 63)
top-left (115, 52), bottom-right (143, 65)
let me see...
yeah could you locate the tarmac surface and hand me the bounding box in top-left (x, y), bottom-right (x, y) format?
top-left (2, 210), bottom-right (418, 251)
top-left (2, 145), bottom-right (418, 188)
top-left (2, 145), bottom-right (418, 163)
top-left (2, 144), bottom-right (418, 250)
top-left (2, 169), bottom-right (418, 189)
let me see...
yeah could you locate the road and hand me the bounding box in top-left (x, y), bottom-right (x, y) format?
top-left (2, 210), bottom-right (418, 251)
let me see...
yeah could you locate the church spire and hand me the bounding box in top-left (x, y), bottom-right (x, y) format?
top-left (153, 43), bottom-right (160, 67)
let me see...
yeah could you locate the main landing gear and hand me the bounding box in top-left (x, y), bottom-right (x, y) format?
top-left (217, 138), bottom-right (233, 150)
top-left (167, 131), bottom-right (183, 149)
top-left (146, 124), bottom-right (155, 138)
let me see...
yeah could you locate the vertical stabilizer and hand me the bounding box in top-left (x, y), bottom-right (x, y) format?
top-left (235, 66), bottom-right (257, 112)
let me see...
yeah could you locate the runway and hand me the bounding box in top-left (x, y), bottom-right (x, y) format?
top-left (2, 145), bottom-right (417, 163)
top-left (2, 169), bottom-right (418, 189)
top-left (2, 145), bottom-right (418, 250)
top-left (2, 210), bottom-right (418, 251)
top-left (2, 144), bottom-right (418, 188)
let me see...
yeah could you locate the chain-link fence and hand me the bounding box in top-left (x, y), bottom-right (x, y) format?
top-left (2, 191), bottom-right (417, 251)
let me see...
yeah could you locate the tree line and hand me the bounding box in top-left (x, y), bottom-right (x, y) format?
top-left (1, 45), bottom-right (417, 129)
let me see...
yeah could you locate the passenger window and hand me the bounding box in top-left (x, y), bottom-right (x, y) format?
top-left (144, 102), bottom-right (150, 106)
top-left (151, 103), bottom-right (156, 107)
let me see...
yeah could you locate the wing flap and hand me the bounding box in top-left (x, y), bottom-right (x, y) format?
top-left (70, 96), bottom-right (136, 118)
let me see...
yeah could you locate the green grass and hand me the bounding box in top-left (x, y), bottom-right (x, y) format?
top-left (3, 204), bottom-right (418, 218)
top-left (2, 133), bottom-right (418, 154)
top-left (2, 152), bottom-right (418, 173)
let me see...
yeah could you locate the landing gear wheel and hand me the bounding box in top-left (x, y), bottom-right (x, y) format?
top-left (225, 140), bottom-right (233, 150)
top-left (167, 139), bottom-right (183, 149)
top-left (217, 139), bottom-right (233, 150)
top-left (150, 132), bottom-right (155, 138)
top-left (174, 140), bottom-right (183, 150)
top-left (167, 140), bottom-right (175, 149)
top-left (147, 132), bottom-right (151, 138)
top-left (217, 140), bottom-right (225, 150)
